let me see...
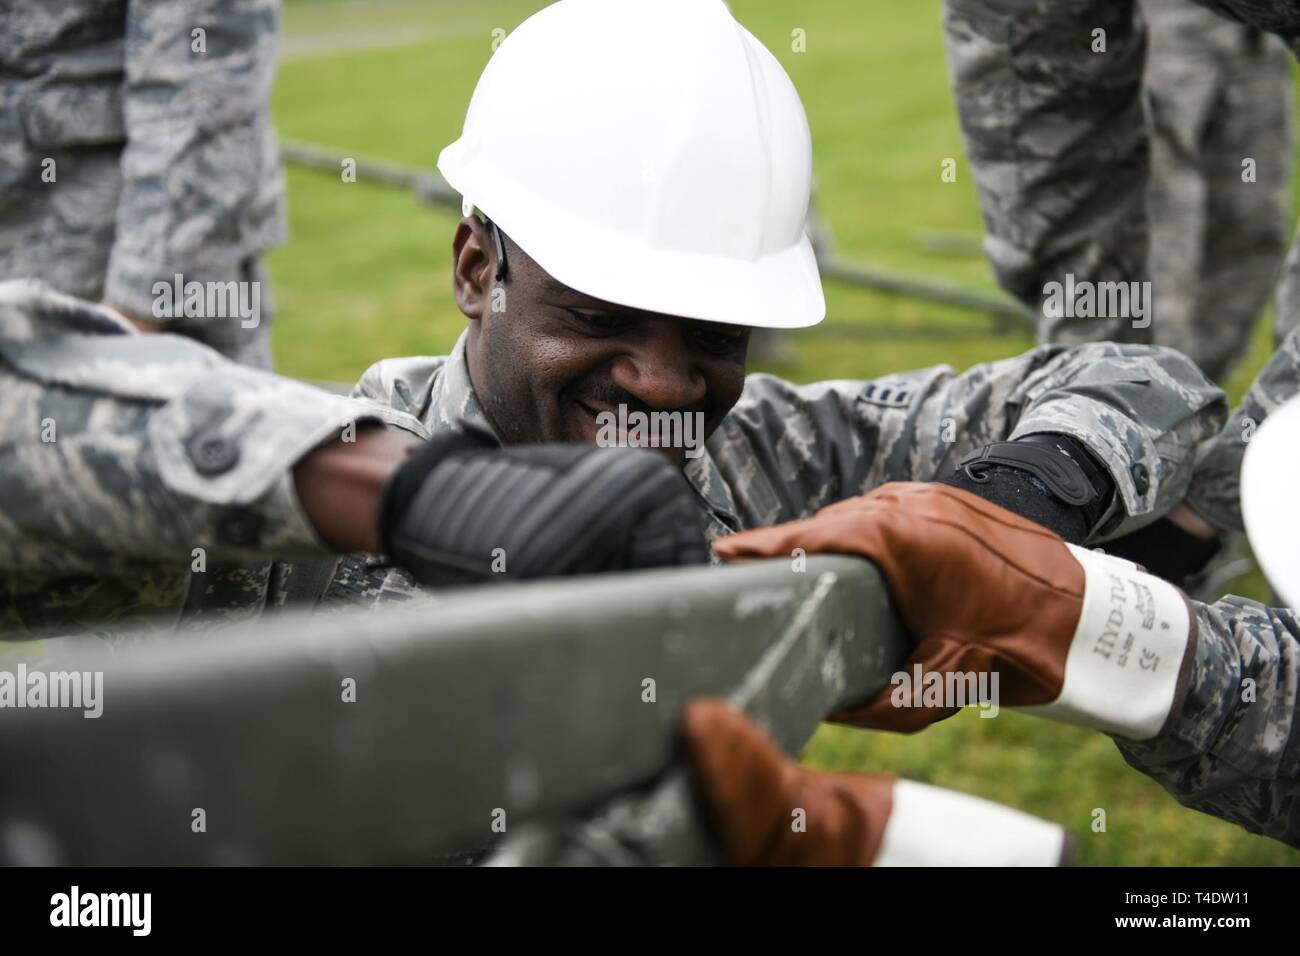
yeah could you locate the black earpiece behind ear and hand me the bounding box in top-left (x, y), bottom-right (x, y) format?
top-left (485, 218), bottom-right (508, 282)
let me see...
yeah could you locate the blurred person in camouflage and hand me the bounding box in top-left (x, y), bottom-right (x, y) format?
top-left (1142, 0), bottom-right (1292, 383)
top-left (944, 0), bottom-right (1292, 371)
top-left (0, 0), bottom-right (285, 368)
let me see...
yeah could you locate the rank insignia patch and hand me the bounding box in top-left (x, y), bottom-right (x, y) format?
top-left (859, 382), bottom-right (913, 408)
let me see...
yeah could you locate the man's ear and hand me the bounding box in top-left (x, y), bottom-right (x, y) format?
top-left (452, 217), bottom-right (498, 320)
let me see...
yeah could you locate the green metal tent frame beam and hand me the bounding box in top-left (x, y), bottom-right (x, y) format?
top-left (0, 556), bottom-right (908, 866)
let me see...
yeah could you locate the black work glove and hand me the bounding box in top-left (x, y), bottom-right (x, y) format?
top-left (376, 424), bottom-right (709, 586)
top-left (1103, 517), bottom-right (1221, 590)
top-left (939, 434), bottom-right (1115, 545)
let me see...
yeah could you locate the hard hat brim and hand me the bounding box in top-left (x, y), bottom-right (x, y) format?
top-left (1240, 394), bottom-right (1300, 608)
top-left (439, 144), bottom-right (826, 331)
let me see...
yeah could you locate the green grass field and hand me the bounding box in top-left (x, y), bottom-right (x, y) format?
top-left (270, 0), bottom-right (1299, 864)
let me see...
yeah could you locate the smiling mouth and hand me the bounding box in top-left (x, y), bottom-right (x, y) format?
top-left (565, 398), bottom-right (606, 444)
top-left (573, 399), bottom-right (622, 442)
top-left (567, 400), bottom-right (692, 466)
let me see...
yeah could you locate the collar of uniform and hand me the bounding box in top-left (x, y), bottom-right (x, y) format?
top-left (684, 442), bottom-right (742, 534)
top-left (428, 331), bottom-right (741, 531)
top-left (426, 331), bottom-right (495, 435)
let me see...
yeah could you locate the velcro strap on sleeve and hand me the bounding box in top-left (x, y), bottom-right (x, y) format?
top-left (957, 440), bottom-right (1098, 506)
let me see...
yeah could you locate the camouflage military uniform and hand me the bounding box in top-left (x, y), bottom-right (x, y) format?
top-left (1194, 0), bottom-right (1300, 44)
top-left (1116, 593), bottom-right (1300, 846)
top-left (1120, 322), bottom-right (1300, 841)
top-left (0, 280), bottom-right (1226, 634)
top-left (943, 0), bottom-right (1293, 362)
top-left (1185, 325), bottom-right (1300, 533)
top-left (942, 0), bottom-right (1153, 345)
top-left (0, 0), bottom-right (285, 368)
top-left (1273, 232), bottom-right (1300, 344)
top-left (335, 328), bottom-right (1228, 605)
top-left (0, 280), bottom-right (419, 637)
top-left (1143, 0), bottom-right (1292, 381)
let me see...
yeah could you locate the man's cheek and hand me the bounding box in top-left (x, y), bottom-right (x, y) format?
top-left (712, 371), bottom-right (746, 418)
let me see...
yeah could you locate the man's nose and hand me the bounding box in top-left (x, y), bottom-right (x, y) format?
top-left (609, 323), bottom-right (707, 410)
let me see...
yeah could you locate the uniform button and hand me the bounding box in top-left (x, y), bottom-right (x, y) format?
top-left (218, 512), bottom-right (264, 548)
top-left (190, 430), bottom-right (240, 476)
top-left (1131, 463), bottom-right (1150, 496)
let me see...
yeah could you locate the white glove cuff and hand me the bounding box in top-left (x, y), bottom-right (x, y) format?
top-left (874, 780), bottom-right (1068, 866)
top-left (1018, 544), bottom-right (1193, 740)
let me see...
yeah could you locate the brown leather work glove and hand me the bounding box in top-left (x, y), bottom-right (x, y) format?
top-left (712, 483), bottom-right (1197, 740)
top-left (682, 699), bottom-right (1070, 866)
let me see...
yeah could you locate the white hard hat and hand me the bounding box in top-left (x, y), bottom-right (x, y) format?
top-left (437, 0), bottom-right (825, 329)
top-left (1241, 394), bottom-right (1300, 607)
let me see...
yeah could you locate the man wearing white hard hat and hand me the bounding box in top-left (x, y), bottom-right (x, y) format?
top-left (0, 0), bottom-right (1224, 633)
top-left (343, 0), bottom-right (1224, 603)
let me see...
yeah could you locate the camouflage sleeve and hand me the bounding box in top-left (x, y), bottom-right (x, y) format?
top-left (1184, 325), bottom-right (1300, 533)
top-left (875, 342), bottom-right (1224, 539)
top-left (1188, 0), bottom-right (1300, 52)
top-left (942, 0), bottom-right (1152, 345)
top-left (1113, 595), bottom-right (1300, 847)
top-left (0, 281), bottom-right (418, 575)
top-left (1273, 229), bottom-right (1300, 344)
top-left (102, 0), bottom-right (286, 320)
top-left (351, 355), bottom-right (446, 422)
top-left (727, 342), bottom-right (1224, 539)
top-left (1001, 343), bottom-right (1227, 538)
